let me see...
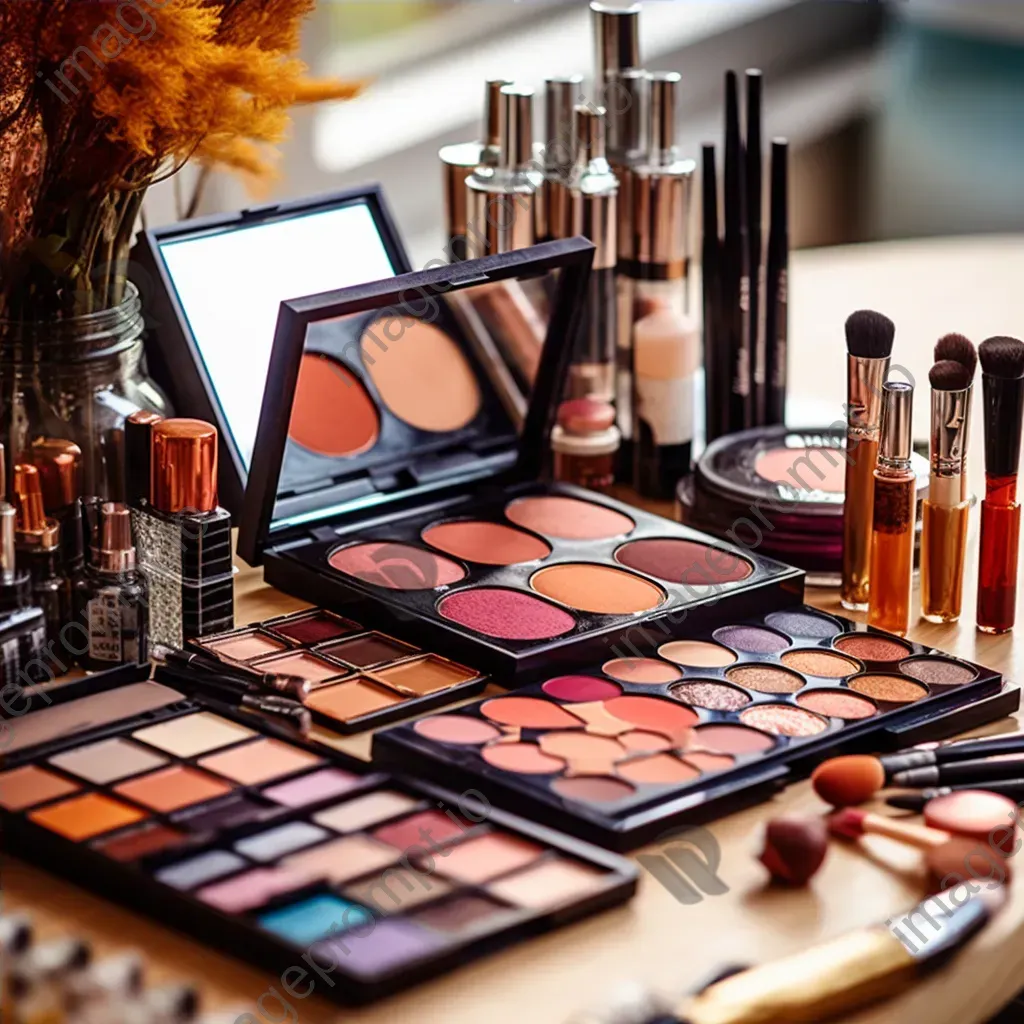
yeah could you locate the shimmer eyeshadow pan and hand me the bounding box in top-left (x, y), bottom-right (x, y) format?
top-left (834, 634), bottom-right (911, 662)
top-left (713, 625), bottom-right (789, 655)
top-left (899, 657), bottom-right (978, 686)
top-left (781, 649), bottom-right (859, 679)
top-left (848, 675), bottom-right (928, 704)
top-left (765, 609), bottom-right (842, 639)
top-left (670, 680), bottom-right (750, 712)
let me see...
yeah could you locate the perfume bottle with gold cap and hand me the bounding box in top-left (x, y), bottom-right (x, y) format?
top-left (126, 416), bottom-right (234, 647)
top-left (76, 502), bottom-right (148, 669)
top-left (11, 464), bottom-right (71, 645)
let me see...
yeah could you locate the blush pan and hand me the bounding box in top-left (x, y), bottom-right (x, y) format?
top-left (504, 495), bottom-right (634, 540)
top-left (530, 563), bottom-right (665, 615)
top-left (482, 743), bottom-right (566, 774)
top-left (551, 776), bottom-right (634, 804)
top-left (289, 353), bottom-right (379, 457)
top-left (601, 659), bottom-right (682, 685)
top-left (615, 538), bottom-right (753, 586)
top-left (658, 640), bottom-right (736, 668)
top-left (480, 697), bottom-right (582, 730)
top-left (438, 589), bottom-right (576, 640)
top-left (542, 675), bottom-right (622, 702)
top-left (329, 542), bottom-right (465, 590)
top-left (690, 723), bottom-right (775, 755)
top-left (422, 521), bottom-right (550, 566)
top-left (413, 716), bottom-right (500, 746)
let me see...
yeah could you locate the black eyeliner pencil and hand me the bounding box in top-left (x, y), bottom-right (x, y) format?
top-left (723, 70), bottom-right (751, 433)
top-left (764, 137), bottom-right (789, 426)
top-left (745, 69), bottom-right (764, 426)
top-left (701, 142), bottom-right (726, 445)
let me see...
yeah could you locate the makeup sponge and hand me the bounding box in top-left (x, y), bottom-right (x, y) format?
top-left (759, 815), bottom-right (829, 885)
top-left (811, 755), bottom-right (886, 807)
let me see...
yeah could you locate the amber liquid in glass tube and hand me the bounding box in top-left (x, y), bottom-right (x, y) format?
top-left (868, 469), bottom-right (915, 636)
top-left (978, 475), bottom-right (1021, 634)
top-left (921, 499), bottom-right (970, 623)
top-left (841, 437), bottom-right (878, 610)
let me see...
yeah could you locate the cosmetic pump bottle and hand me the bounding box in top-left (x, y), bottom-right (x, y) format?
top-left (128, 416), bottom-right (234, 647)
top-left (629, 72), bottom-right (697, 500)
top-left (868, 381), bottom-right (916, 637)
top-left (466, 85), bottom-right (543, 258)
top-left (76, 502), bottom-right (148, 669)
top-left (11, 464), bottom-right (71, 646)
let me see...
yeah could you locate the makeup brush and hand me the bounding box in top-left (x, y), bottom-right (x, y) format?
top-left (888, 779), bottom-right (1024, 810)
top-left (744, 69), bottom-right (764, 425)
top-left (828, 808), bottom-right (951, 850)
top-left (977, 335), bottom-right (1024, 633)
top-left (922, 358), bottom-right (974, 623)
top-left (723, 70), bottom-right (751, 433)
top-left (812, 739), bottom-right (1024, 805)
top-left (701, 142), bottom-right (726, 444)
top-left (841, 309), bottom-right (895, 611)
top-left (935, 332), bottom-right (978, 377)
top-left (572, 887), bottom-right (1007, 1023)
top-left (151, 645), bottom-right (312, 701)
top-left (763, 138), bottom-right (788, 427)
top-left (889, 753), bottom-right (1024, 788)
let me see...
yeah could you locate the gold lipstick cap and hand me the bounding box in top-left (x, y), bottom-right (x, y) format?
top-left (152, 419), bottom-right (218, 514)
top-left (29, 437), bottom-right (82, 510)
top-left (12, 464), bottom-right (60, 550)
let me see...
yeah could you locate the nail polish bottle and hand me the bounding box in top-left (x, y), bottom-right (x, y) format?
top-left (76, 502), bottom-right (148, 669)
top-left (127, 417), bottom-right (234, 647)
top-left (11, 464), bottom-right (71, 646)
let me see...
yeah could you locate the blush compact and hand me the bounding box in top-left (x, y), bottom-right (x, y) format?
top-left (238, 239), bottom-right (806, 683)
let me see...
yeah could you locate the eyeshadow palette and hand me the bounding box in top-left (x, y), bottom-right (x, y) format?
top-left (238, 239), bottom-right (805, 682)
top-left (193, 607), bottom-right (487, 734)
top-left (0, 670), bottom-right (637, 1004)
top-left (373, 607), bottom-right (1017, 850)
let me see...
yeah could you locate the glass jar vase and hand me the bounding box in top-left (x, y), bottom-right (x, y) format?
top-left (0, 283), bottom-right (171, 500)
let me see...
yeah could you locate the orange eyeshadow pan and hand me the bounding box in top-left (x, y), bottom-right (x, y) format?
top-left (0, 765), bottom-right (79, 811)
top-left (115, 766), bottom-right (234, 812)
top-left (29, 793), bottom-right (146, 841)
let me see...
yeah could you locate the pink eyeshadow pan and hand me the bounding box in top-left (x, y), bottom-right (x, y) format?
top-left (202, 631), bottom-right (288, 662)
top-left (248, 651), bottom-right (348, 683)
top-left (263, 768), bottom-right (363, 808)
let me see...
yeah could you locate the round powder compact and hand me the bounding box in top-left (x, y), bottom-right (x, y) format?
top-left (658, 640), bottom-right (737, 668)
top-left (848, 674), bottom-right (928, 705)
top-left (438, 589), bottom-right (576, 641)
top-left (796, 689), bottom-right (877, 721)
top-left (670, 680), bottom-right (751, 712)
top-left (422, 520), bottom-right (550, 566)
top-left (602, 658), bottom-right (682, 685)
top-left (899, 657), bottom-right (978, 687)
top-left (834, 633), bottom-right (911, 663)
top-left (726, 665), bottom-right (804, 695)
top-left (765, 609), bottom-right (842, 639)
top-left (739, 704), bottom-right (829, 738)
top-left (781, 649), bottom-right (860, 679)
top-left (713, 625), bottom-right (789, 655)
top-left (505, 495), bottom-right (634, 541)
top-left (614, 538), bottom-right (753, 587)
top-left (328, 541), bottom-right (465, 590)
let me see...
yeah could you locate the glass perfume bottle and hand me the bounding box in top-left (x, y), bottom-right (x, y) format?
top-left (868, 381), bottom-right (915, 637)
top-left (76, 502), bottom-right (148, 669)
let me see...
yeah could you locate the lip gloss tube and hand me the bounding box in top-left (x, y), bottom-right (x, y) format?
top-left (977, 336), bottom-right (1024, 634)
top-left (868, 381), bottom-right (915, 636)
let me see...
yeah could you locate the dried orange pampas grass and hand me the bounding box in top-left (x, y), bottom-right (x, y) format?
top-left (0, 0), bottom-right (361, 317)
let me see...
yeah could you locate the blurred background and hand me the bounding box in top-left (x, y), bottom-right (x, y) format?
top-left (150, 0), bottom-right (1024, 266)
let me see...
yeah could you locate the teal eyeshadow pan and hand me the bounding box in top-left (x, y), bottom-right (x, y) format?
top-left (258, 894), bottom-right (374, 947)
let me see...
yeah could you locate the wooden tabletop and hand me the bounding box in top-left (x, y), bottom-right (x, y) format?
top-left (8, 234), bottom-right (1024, 1023)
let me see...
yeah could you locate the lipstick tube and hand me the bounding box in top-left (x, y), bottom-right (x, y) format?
top-left (129, 418), bottom-right (234, 648)
top-left (868, 381), bottom-right (915, 636)
top-left (466, 85), bottom-right (542, 258)
top-left (563, 104), bottom-right (618, 403)
top-left (921, 380), bottom-right (972, 623)
top-left (628, 72), bottom-right (697, 500)
top-left (841, 352), bottom-right (891, 610)
top-left (977, 344), bottom-right (1024, 633)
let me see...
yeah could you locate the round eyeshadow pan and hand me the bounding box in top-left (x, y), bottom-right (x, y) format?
top-left (542, 676), bottom-right (622, 702)
top-left (480, 697), bottom-right (583, 730)
top-left (413, 716), bottom-right (501, 746)
top-left (690, 723), bottom-right (775, 755)
top-left (658, 640), bottom-right (737, 668)
top-left (834, 633), bottom-right (911, 662)
top-left (781, 649), bottom-right (860, 679)
top-left (670, 680), bottom-right (751, 711)
top-left (481, 743), bottom-right (565, 775)
top-left (505, 495), bottom-right (634, 540)
top-left (530, 563), bottom-right (665, 615)
top-left (848, 674), bottom-right (928, 704)
top-left (713, 625), bottom-right (789, 655)
top-left (765, 609), bottom-right (842, 639)
top-left (614, 538), bottom-right (753, 586)
top-left (422, 520), bottom-right (551, 566)
top-left (551, 775), bottom-right (635, 804)
top-left (438, 588), bottom-right (576, 640)
top-left (618, 754), bottom-right (700, 785)
top-left (289, 353), bottom-right (379, 457)
top-left (726, 665), bottom-right (804, 695)
top-left (739, 704), bottom-right (829, 738)
top-left (328, 541), bottom-right (465, 590)
top-left (601, 658), bottom-right (682, 685)
top-left (899, 657), bottom-right (978, 686)
top-left (796, 689), bottom-right (877, 720)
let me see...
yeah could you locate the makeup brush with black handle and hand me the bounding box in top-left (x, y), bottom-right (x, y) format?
top-left (888, 779), bottom-right (1024, 811)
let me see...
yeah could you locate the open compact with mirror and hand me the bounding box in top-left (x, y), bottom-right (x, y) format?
top-left (237, 238), bottom-right (806, 684)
